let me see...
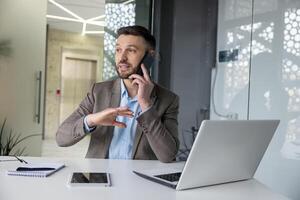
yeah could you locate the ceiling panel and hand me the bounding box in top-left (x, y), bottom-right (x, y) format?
top-left (47, 0), bottom-right (105, 35)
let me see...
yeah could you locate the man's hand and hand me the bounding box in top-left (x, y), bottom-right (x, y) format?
top-left (86, 107), bottom-right (133, 128)
top-left (130, 64), bottom-right (154, 111)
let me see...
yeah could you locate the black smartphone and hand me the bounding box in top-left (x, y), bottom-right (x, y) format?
top-left (68, 172), bottom-right (111, 187)
top-left (136, 52), bottom-right (155, 76)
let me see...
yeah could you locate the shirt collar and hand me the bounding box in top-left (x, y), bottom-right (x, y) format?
top-left (120, 79), bottom-right (127, 98)
top-left (120, 79), bottom-right (138, 101)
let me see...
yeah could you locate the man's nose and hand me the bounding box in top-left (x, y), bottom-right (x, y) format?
top-left (120, 51), bottom-right (128, 62)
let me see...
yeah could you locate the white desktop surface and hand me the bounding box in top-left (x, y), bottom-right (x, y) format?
top-left (0, 156), bottom-right (289, 200)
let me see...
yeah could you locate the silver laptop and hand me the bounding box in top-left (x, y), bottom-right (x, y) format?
top-left (133, 120), bottom-right (279, 190)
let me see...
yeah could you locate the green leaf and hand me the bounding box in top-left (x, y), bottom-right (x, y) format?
top-left (0, 118), bottom-right (41, 156)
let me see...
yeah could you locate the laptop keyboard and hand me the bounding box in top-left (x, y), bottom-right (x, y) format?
top-left (155, 172), bottom-right (182, 182)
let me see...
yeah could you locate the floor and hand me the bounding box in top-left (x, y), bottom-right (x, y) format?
top-left (41, 136), bottom-right (90, 158)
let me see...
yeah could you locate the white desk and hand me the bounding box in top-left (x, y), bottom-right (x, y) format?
top-left (0, 156), bottom-right (289, 200)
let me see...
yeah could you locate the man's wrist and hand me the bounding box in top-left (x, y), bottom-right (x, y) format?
top-left (86, 114), bottom-right (95, 127)
top-left (140, 101), bottom-right (151, 112)
top-left (139, 105), bottom-right (152, 116)
top-left (84, 115), bottom-right (96, 133)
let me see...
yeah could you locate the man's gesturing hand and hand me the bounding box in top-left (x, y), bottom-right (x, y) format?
top-left (86, 107), bottom-right (134, 128)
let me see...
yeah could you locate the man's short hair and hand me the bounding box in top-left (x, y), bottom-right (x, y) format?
top-left (117, 25), bottom-right (156, 50)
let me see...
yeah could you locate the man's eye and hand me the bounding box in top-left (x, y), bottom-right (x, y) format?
top-left (116, 48), bottom-right (121, 53)
top-left (128, 49), bottom-right (136, 53)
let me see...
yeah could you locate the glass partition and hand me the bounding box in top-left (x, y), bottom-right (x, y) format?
top-left (211, 0), bottom-right (300, 199)
top-left (0, 0), bottom-right (47, 156)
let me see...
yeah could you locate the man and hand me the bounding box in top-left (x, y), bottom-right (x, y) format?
top-left (56, 25), bottom-right (179, 163)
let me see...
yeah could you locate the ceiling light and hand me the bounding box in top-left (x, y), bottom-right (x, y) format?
top-left (47, 0), bottom-right (105, 36)
top-left (46, 15), bottom-right (81, 23)
top-left (87, 21), bottom-right (106, 26)
top-left (49, 0), bottom-right (83, 20)
top-left (87, 15), bottom-right (105, 21)
top-left (81, 22), bottom-right (87, 35)
top-left (122, 0), bottom-right (135, 5)
top-left (85, 31), bottom-right (105, 34)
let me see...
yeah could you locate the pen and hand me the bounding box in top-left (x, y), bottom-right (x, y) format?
top-left (16, 167), bottom-right (55, 171)
top-left (14, 156), bottom-right (28, 164)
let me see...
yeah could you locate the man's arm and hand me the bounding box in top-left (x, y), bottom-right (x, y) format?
top-left (56, 83), bottom-right (133, 147)
top-left (130, 65), bottom-right (179, 163)
top-left (56, 84), bottom-right (96, 147)
top-left (137, 95), bottom-right (179, 163)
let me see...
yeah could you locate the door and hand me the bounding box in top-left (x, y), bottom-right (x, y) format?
top-left (60, 57), bottom-right (97, 124)
top-left (0, 0), bottom-right (47, 156)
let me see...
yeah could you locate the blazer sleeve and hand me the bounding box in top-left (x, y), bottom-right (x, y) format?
top-left (136, 95), bottom-right (180, 163)
top-left (56, 84), bottom-right (95, 147)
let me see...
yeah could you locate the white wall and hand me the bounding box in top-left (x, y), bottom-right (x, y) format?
top-left (212, 0), bottom-right (300, 199)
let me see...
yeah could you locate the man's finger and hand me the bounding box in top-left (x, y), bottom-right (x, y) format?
top-left (141, 64), bottom-right (151, 81)
top-left (112, 121), bottom-right (127, 128)
top-left (130, 74), bottom-right (145, 82)
top-left (117, 106), bottom-right (130, 111)
top-left (118, 111), bottom-right (134, 117)
top-left (132, 78), bottom-right (143, 86)
top-left (115, 107), bottom-right (134, 117)
top-left (116, 107), bottom-right (133, 113)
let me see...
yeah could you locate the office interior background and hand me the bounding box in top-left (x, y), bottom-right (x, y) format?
top-left (0, 0), bottom-right (299, 199)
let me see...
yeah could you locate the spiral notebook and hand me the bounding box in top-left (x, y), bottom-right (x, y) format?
top-left (6, 162), bottom-right (65, 177)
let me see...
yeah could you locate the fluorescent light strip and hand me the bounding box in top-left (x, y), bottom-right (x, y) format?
top-left (87, 21), bottom-right (106, 26)
top-left (81, 22), bottom-right (87, 35)
top-left (46, 15), bottom-right (81, 23)
top-left (47, 15), bottom-right (105, 26)
top-left (49, 0), bottom-right (83, 20)
top-left (122, 0), bottom-right (135, 5)
top-left (85, 31), bottom-right (105, 34)
top-left (87, 15), bottom-right (105, 21)
top-left (47, 0), bottom-right (106, 36)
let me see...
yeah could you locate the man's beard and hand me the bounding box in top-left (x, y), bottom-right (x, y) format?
top-left (115, 63), bottom-right (138, 79)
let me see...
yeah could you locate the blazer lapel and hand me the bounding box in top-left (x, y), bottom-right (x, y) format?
top-left (110, 78), bottom-right (121, 108)
top-left (132, 85), bottom-right (158, 158)
top-left (103, 78), bottom-right (121, 158)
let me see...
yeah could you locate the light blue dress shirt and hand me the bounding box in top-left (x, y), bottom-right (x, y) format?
top-left (108, 80), bottom-right (141, 159)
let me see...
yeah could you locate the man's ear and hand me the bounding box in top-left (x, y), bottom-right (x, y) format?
top-left (148, 49), bottom-right (155, 57)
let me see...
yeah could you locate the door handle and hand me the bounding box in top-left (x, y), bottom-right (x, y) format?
top-left (35, 70), bottom-right (42, 124)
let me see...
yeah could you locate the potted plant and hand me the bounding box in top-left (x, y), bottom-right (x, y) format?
top-left (0, 118), bottom-right (40, 156)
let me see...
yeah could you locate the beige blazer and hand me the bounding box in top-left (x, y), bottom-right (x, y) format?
top-left (56, 78), bottom-right (179, 163)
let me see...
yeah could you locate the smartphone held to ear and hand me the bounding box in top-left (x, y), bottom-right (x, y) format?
top-left (136, 52), bottom-right (155, 76)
